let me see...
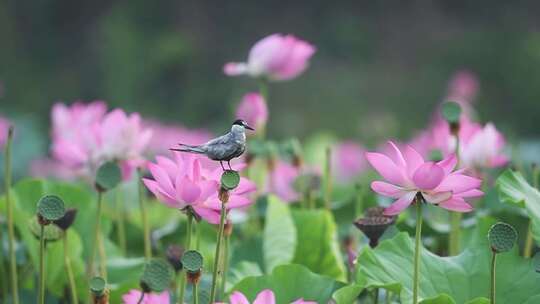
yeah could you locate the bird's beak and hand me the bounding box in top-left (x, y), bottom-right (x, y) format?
top-left (245, 124), bottom-right (255, 131)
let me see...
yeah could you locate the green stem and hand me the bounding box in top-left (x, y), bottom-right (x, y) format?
top-left (63, 233), bottom-right (79, 304)
top-left (115, 188), bottom-right (127, 255)
top-left (490, 251), bottom-right (497, 304)
top-left (210, 199), bottom-right (227, 303)
top-left (178, 212), bottom-right (193, 304)
top-left (385, 290), bottom-right (391, 304)
top-left (524, 221), bottom-right (534, 258)
top-left (97, 231), bottom-right (108, 280)
top-left (257, 78), bottom-right (269, 139)
top-left (39, 225), bottom-right (45, 304)
top-left (88, 191), bottom-right (103, 277)
top-left (138, 169), bottom-right (152, 260)
top-left (193, 283), bottom-right (199, 304)
top-left (449, 212), bottom-right (462, 255)
top-left (5, 126), bottom-right (19, 304)
top-left (413, 200), bottom-right (423, 304)
top-left (324, 146), bottom-right (332, 211)
top-left (374, 288), bottom-right (379, 304)
top-left (220, 235), bottom-right (230, 296)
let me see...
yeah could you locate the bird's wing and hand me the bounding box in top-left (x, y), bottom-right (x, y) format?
top-left (203, 133), bottom-right (230, 147)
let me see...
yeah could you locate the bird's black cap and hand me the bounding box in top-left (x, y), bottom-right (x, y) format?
top-left (232, 119), bottom-right (246, 126)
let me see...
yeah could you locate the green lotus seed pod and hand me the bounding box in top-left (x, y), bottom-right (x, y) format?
top-left (181, 250), bottom-right (203, 273)
top-left (28, 217), bottom-right (63, 241)
top-left (488, 222), bottom-right (517, 253)
top-left (95, 161), bottom-right (122, 192)
top-left (533, 252), bottom-right (540, 273)
top-left (140, 258), bottom-right (174, 293)
top-left (441, 101), bottom-right (462, 123)
top-left (37, 195), bottom-right (66, 221)
top-left (221, 170), bottom-right (240, 190)
top-left (89, 276), bottom-right (106, 296)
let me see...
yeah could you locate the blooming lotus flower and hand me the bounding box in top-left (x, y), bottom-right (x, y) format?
top-left (224, 34), bottom-right (316, 81)
top-left (267, 160), bottom-right (301, 202)
top-left (122, 289), bottom-right (169, 304)
top-left (236, 93), bottom-right (268, 131)
top-left (446, 70), bottom-right (479, 107)
top-left (428, 117), bottom-right (507, 170)
top-left (223, 289), bottom-right (316, 304)
top-left (332, 141), bottom-right (366, 184)
top-left (0, 116), bottom-right (10, 148)
top-left (366, 141), bottom-right (483, 215)
top-left (50, 102), bottom-right (152, 180)
top-left (143, 153), bottom-right (256, 224)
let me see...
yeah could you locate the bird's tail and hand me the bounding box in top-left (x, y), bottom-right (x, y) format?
top-left (170, 143), bottom-right (205, 154)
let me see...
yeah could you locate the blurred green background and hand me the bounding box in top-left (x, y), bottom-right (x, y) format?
top-left (1, 0), bottom-right (540, 142)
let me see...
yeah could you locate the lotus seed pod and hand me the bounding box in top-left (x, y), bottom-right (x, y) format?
top-left (140, 258), bottom-right (174, 293)
top-left (37, 195), bottom-right (66, 222)
top-left (29, 217), bottom-right (63, 241)
top-left (441, 101), bottom-right (462, 123)
top-left (488, 222), bottom-right (517, 253)
top-left (53, 208), bottom-right (78, 231)
top-left (354, 215), bottom-right (396, 248)
top-left (181, 250), bottom-right (204, 273)
top-left (95, 161), bottom-right (122, 192)
top-left (221, 170), bottom-right (240, 190)
top-left (89, 276), bottom-right (106, 297)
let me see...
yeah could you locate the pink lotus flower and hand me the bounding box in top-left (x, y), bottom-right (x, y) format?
top-left (224, 34), bottom-right (316, 81)
top-left (0, 116), bottom-right (10, 149)
top-left (366, 141), bottom-right (483, 215)
top-left (236, 93), bottom-right (268, 131)
top-left (267, 160), bottom-right (301, 202)
top-left (446, 70), bottom-right (479, 107)
top-left (143, 153), bottom-right (256, 224)
top-left (50, 102), bottom-right (152, 180)
top-left (332, 141), bottom-right (366, 184)
top-left (223, 289), bottom-right (316, 304)
top-left (122, 289), bottom-right (169, 304)
top-left (427, 117), bottom-right (508, 170)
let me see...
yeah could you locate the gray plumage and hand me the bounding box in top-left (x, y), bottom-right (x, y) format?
top-left (171, 119), bottom-right (254, 170)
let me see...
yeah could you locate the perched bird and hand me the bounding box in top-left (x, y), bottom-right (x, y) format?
top-left (170, 119), bottom-right (254, 170)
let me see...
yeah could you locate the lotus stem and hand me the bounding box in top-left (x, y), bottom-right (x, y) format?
top-left (88, 191), bottom-right (103, 277)
top-left (39, 225), bottom-right (45, 304)
top-left (63, 233), bottom-right (79, 304)
top-left (115, 188), bottom-right (127, 255)
top-left (219, 234), bottom-right (230, 296)
top-left (490, 251), bottom-right (497, 304)
top-left (210, 195), bottom-right (227, 303)
top-left (374, 288), bottom-right (379, 304)
top-left (449, 212), bottom-right (462, 255)
top-left (138, 169), bottom-right (152, 260)
top-left (178, 212), bottom-right (193, 304)
top-left (193, 282), bottom-right (199, 304)
top-left (524, 221), bottom-right (534, 258)
top-left (324, 146), bottom-right (332, 210)
top-left (5, 126), bottom-right (19, 304)
top-left (413, 198), bottom-right (423, 304)
top-left (97, 232), bottom-right (108, 280)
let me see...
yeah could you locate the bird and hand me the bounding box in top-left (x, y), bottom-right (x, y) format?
top-left (170, 119), bottom-right (254, 170)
